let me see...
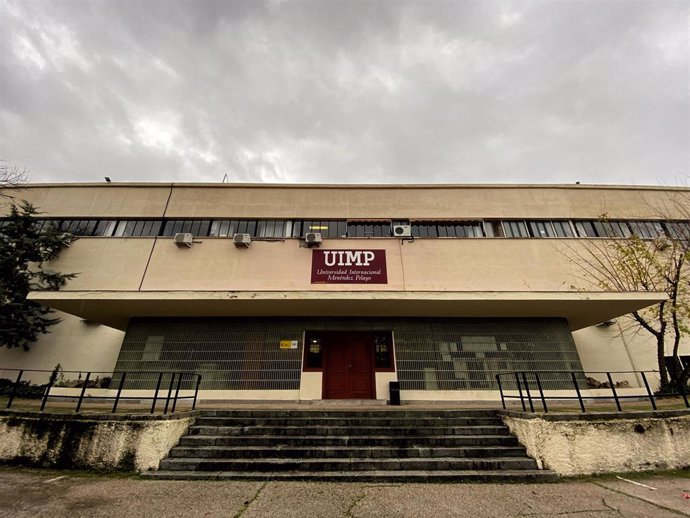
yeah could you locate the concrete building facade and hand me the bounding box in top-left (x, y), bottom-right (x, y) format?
top-left (0, 183), bottom-right (687, 402)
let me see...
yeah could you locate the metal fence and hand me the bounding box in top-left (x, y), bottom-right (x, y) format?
top-left (0, 368), bottom-right (202, 414)
top-left (496, 370), bottom-right (690, 413)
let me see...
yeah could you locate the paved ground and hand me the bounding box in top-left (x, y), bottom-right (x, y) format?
top-left (0, 468), bottom-right (688, 517)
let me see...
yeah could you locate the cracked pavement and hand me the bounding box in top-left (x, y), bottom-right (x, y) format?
top-left (0, 468), bottom-right (688, 517)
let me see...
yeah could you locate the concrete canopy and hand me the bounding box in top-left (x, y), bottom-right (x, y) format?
top-left (28, 290), bottom-right (665, 331)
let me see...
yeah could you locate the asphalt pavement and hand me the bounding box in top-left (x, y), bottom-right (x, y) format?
top-left (0, 468), bottom-right (688, 518)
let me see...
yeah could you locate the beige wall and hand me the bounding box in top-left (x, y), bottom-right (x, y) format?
top-left (8, 182), bottom-right (684, 294)
top-left (50, 237), bottom-right (588, 293)
top-left (49, 238), bottom-right (154, 291)
top-left (3, 185), bottom-right (172, 218)
top-left (0, 312), bottom-right (124, 379)
top-left (4, 183), bottom-right (688, 220)
top-left (164, 184), bottom-right (688, 219)
top-left (573, 317), bottom-right (690, 390)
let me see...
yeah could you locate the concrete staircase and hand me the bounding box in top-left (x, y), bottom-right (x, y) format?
top-left (143, 409), bottom-right (557, 482)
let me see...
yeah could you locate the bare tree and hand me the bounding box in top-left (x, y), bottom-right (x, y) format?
top-left (0, 161), bottom-right (28, 200)
top-left (564, 191), bottom-right (689, 393)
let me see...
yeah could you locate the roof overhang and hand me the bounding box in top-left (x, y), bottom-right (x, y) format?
top-left (28, 290), bottom-right (666, 332)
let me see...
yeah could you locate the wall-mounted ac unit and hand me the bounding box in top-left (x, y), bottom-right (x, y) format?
top-left (393, 224), bottom-right (412, 238)
top-left (233, 233), bottom-right (251, 247)
top-left (173, 233), bottom-right (193, 247)
top-left (304, 232), bottom-right (322, 247)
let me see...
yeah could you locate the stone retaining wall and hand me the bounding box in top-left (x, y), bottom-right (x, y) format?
top-left (0, 411), bottom-right (197, 472)
top-left (501, 409), bottom-right (690, 476)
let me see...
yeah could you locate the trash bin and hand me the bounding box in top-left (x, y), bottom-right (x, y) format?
top-left (389, 381), bottom-right (400, 406)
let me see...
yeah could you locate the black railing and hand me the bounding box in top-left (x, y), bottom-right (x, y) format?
top-left (1, 368), bottom-right (202, 414)
top-left (496, 370), bottom-right (689, 413)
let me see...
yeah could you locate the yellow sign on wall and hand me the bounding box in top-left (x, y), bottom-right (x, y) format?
top-left (280, 340), bottom-right (298, 349)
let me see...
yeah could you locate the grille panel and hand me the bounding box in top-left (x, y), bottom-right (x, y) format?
top-left (115, 317), bottom-right (582, 391)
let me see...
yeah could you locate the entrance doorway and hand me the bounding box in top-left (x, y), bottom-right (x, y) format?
top-left (304, 331), bottom-right (382, 399)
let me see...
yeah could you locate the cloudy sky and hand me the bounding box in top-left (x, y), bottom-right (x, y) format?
top-left (0, 0), bottom-right (687, 185)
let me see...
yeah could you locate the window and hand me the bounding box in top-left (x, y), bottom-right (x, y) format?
top-left (58, 219), bottom-right (97, 236)
top-left (299, 220), bottom-right (346, 238)
top-left (552, 221), bottom-right (574, 237)
top-left (502, 221), bottom-right (529, 238)
top-left (163, 220), bottom-right (209, 237)
top-left (291, 220), bottom-right (303, 238)
top-left (592, 220), bottom-right (630, 238)
top-left (410, 221), bottom-right (483, 238)
top-left (304, 335), bottom-right (323, 369)
top-left (210, 220), bottom-right (238, 237)
top-left (528, 221), bottom-right (555, 238)
top-left (91, 220), bottom-right (114, 236)
top-left (628, 221), bottom-right (663, 239)
top-left (141, 335), bottom-right (164, 361)
top-left (374, 334), bottom-right (394, 369)
top-left (575, 221), bottom-right (598, 237)
top-left (4, 216), bottom-right (685, 242)
top-left (664, 221), bottom-right (690, 241)
top-left (113, 219), bottom-right (163, 237)
top-left (347, 221), bottom-right (391, 238)
top-left (485, 221), bottom-right (503, 237)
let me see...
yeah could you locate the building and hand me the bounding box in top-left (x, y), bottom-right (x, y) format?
top-left (0, 183), bottom-right (688, 402)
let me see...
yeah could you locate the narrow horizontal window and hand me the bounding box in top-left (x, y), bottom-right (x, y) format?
top-left (528, 221), bottom-right (555, 238)
top-left (347, 221), bottom-right (391, 238)
top-left (575, 221), bottom-right (597, 237)
top-left (94, 220), bottom-right (117, 236)
top-left (664, 221), bottom-right (690, 240)
top-left (552, 220), bottom-right (574, 237)
top-left (503, 221), bottom-right (529, 238)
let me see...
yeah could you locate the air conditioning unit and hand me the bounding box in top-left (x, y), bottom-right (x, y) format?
top-left (173, 233), bottom-right (193, 247)
top-left (233, 233), bottom-right (251, 247)
top-left (393, 224), bottom-right (412, 238)
top-left (304, 232), bottom-right (322, 247)
top-left (653, 237), bottom-right (670, 251)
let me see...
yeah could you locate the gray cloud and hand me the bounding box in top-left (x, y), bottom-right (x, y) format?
top-left (1, 0), bottom-right (687, 185)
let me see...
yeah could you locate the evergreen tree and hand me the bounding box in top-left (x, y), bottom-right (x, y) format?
top-left (0, 201), bottom-right (76, 350)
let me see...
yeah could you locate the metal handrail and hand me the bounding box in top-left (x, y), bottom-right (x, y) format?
top-left (1, 368), bottom-right (202, 414)
top-left (495, 370), bottom-right (689, 413)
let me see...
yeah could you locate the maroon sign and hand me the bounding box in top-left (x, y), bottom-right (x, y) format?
top-left (311, 250), bottom-right (388, 284)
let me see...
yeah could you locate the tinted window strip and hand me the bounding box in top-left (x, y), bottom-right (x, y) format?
top-left (6, 217), bottom-right (686, 241)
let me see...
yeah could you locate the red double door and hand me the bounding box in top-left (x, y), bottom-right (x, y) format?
top-left (321, 332), bottom-right (376, 399)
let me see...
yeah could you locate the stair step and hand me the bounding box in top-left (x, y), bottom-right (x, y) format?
top-left (159, 457), bottom-right (538, 472)
top-left (168, 445), bottom-right (528, 459)
top-left (142, 409), bottom-right (553, 482)
top-left (188, 425), bottom-right (509, 436)
top-left (194, 417), bottom-right (503, 427)
top-left (177, 434), bottom-right (519, 447)
top-left (142, 469), bottom-right (558, 482)
top-left (200, 410), bottom-right (500, 418)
